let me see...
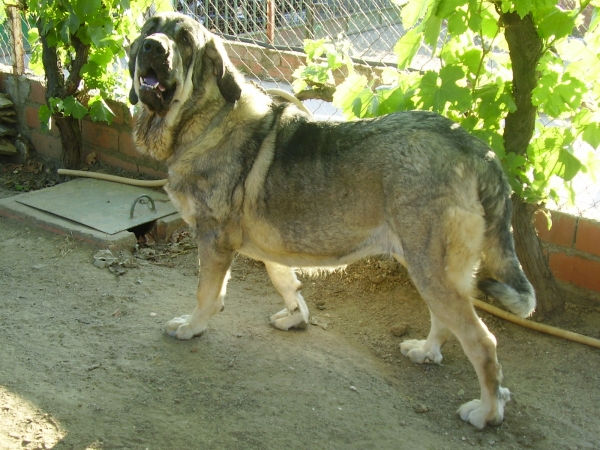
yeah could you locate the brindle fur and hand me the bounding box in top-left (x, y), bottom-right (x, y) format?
top-left (129, 12), bottom-right (535, 429)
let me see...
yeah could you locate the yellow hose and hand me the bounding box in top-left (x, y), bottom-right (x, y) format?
top-left (473, 299), bottom-right (600, 349)
top-left (57, 169), bottom-right (167, 187)
top-left (265, 88), bottom-right (313, 115)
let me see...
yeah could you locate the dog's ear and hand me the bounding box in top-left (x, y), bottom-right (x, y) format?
top-left (128, 37), bottom-right (140, 105)
top-left (202, 38), bottom-right (241, 103)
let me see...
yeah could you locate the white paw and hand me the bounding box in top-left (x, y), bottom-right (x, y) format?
top-left (457, 387), bottom-right (510, 429)
top-left (400, 339), bottom-right (443, 364)
top-left (270, 308), bottom-right (308, 331)
top-left (165, 315), bottom-right (205, 340)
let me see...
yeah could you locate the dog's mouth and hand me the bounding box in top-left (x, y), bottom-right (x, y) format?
top-left (141, 70), bottom-right (167, 92)
top-left (138, 68), bottom-right (177, 115)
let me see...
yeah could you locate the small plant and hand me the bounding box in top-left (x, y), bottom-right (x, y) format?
top-left (19, 0), bottom-right (172, 168)
top-left (293, 0), bottom-right (600, 207)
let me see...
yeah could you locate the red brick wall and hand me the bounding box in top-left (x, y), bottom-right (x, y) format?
top-left (535, 211), bottom-right (600, 292)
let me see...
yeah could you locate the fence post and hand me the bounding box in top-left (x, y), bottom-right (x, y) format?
top-left (306, 0), bottom-right (315, 40)
top-left (7, 5), bottom-right (25, 76)
top-left (266, 0), bottom-right (275, 44)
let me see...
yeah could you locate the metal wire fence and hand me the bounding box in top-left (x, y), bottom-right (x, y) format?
top-left (175, 0), bottom-right (402, 60)
top-left (0, 0), bottom-right (598, 218)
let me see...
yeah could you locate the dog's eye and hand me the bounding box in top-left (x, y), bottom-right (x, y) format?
top-left (180, 33), bottom-right (191, 45)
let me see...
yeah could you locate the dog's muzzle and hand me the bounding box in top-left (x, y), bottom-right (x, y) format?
top-left (136, 35), bottom-right (177, 115)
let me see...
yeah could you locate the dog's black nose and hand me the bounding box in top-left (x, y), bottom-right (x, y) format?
top-left (142, 38), bottom-right (167, 55)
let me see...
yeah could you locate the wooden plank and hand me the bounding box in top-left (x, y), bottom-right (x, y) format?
top-left (0, 137), bottom-right (17, 155)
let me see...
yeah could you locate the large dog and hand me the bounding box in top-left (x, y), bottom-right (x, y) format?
top-left (128, 12), bottom-right (535, 429)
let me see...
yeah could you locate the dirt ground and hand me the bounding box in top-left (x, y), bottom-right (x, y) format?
top-left (1, 166), bottom-right (600, 450)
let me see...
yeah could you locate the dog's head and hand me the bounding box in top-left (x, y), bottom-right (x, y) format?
top-left (128, 12), bottom-right (241, 116)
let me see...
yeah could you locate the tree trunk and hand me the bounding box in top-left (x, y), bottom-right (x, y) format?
top-left (501, 10), bottom-right (565, 315)
top-left (511, 196), bottom-right (565, 315)
top-left (54, 115), bottom-right (83, 169)
top-left (38, 21), bottom-right (88, 169)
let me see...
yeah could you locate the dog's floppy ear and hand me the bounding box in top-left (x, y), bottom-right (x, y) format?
top-left (202, 38), bottom-right (242, 103)
top-left (128, 37), bottom-right (140, 105)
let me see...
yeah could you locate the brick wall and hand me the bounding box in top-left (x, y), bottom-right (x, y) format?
top-left (535, 211), bottom-right (600, 292)
top-left (0, 66), bottom-right (169, 179)
top-left (1, 58), bottom-right (598, 295)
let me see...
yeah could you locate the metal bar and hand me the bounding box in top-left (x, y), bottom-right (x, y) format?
top-left (306, 0), bottom-right (314, 40)
top-left (7, 6), bottom-right (24, 76)
top-left (130, 194), bottom-right (157, 219)
top-left (234, 0), bottom-right (239, 34)
top-left (267, 0), bottom-right (275, 44)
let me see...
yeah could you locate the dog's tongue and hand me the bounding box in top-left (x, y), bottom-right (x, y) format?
top-left (142, 74), bottom-right (166, 92)
top-left (143, 73), bottom-right (159, 86)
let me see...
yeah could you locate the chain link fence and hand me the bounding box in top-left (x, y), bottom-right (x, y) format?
top-left (175, 1), bottom-right (401, 60)
top-left (0, 0), bottom-right (598, 218)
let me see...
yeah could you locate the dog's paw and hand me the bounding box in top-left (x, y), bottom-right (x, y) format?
top-left (165, 315), bottom-right (205, 340)
top-left (270, 308), bottom-right (308, 331)
top-left (399, 339), bottom-right (443, 364)
top-left (457, 387), bottom-right (510, 429)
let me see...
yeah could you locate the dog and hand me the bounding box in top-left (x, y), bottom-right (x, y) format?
top-left (128, 12), bottom-right (535, 429)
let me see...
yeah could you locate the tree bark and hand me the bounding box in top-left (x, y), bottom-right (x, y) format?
top-left (54, 116), bottom-right (83, 169)
top-left (38, 21), bottom-right (88, 169)
top-left (501, 10), bottom-right (565, 315)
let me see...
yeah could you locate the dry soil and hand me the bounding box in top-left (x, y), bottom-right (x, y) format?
top-left (1, 179), bottom-right (599, 450)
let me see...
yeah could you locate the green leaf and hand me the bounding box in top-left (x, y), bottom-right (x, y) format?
top-left (459, 48), bottom-right (483, 74)
top-left (437, 64), bottom-right (472, 111)
top-left (64, 13), bottom-right (81, 36)
top-left (394, 28), bottom-right (423, 69)
top-left (377, 87), bottom-right (410, 114)
top-left (447, 10), bottom-right (469, 34)
top-left (532, 70), bottom-right (585, 118)
top-left (502, 152), bottom-right (528, 193)
top-left (423, 14), bottom-right (443, 47)
top-left (536, 7), bottom-right (576, 41)
top-left (401, 0), bottom-right (434, 29)
top-left (63, 96), bottom-right (88, 119)
top-left (49, 97), bottom-right (64, 112)
top-left (89, 48), bottom-right (115, 67)
top-left (436, 0), bottom-right (468, 19)
top-left (513, 0), bottom-right (533, 18)
top-left (480, 8), bottom-right (500, 38)
top-left (582, 122), bottom-right (600, 149)
top-left (468, 11), bottom-right (483, 33)
top-left (89, 97), bottom-right (116, 124)
top-left (73, 0), bottom-right (102, 19)
top-left (417, 71), bottom-right (440, 110)
top-left (332, 73), bottom-right (369, 119)
top-left (556, 147), bottom-right (583, 182)
top-left (304, 39), bottom-right (328, 60)
top-left (38, 104), bottom-right (52, 133)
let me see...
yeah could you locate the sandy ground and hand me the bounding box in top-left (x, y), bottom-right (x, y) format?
top-left (1, 180), bottom-right (600, 450)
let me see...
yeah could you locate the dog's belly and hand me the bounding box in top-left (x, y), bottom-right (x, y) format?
top-left (238, 221), bottom-right (404, 268)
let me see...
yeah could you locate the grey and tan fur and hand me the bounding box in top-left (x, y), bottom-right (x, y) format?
top-left (128, 12), bottom-right (536, 429)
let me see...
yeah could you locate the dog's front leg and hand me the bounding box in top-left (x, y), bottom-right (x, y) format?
top-left (400, 309), bottom-right (452, 364)
top-left (165, 238), bottom-right (234, 340)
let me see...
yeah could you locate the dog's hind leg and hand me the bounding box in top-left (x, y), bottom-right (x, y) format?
top-left (400, 309), bottom-right (452, 364)
top-left (406, 274), bottom-right (509, 429)
top-left (264, 261), bottom-right (309, 330)
top-left (399, 206), bottom-right (509, 428)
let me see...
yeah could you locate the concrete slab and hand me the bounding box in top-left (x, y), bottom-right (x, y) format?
top-left (15, 178), bottom-right (177, 235)
top-left (0, 185), bottom-right (185, 250)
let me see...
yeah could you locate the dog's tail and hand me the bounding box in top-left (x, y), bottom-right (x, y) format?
top-left (477, 165), bottom-right (536, 318)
